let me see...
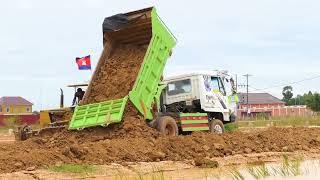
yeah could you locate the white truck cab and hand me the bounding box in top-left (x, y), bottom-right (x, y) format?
top-left (161, 71), bottom-right (238, 124)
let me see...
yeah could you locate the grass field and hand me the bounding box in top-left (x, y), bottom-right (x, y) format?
top-left (233, 115), bottom-right (320, 130)
top-left (224, 115), bottom-right (320, 132)
top-left (49, 164), bottom-right (97, 174)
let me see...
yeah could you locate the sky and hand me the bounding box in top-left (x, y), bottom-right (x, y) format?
top-left (1, 0), bottom-right (320, 111)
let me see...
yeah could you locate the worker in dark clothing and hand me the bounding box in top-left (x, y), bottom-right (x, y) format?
top-left (72, 88), bottom-right (85, 106)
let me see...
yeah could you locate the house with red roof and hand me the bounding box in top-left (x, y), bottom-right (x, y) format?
top-left (0, 96), bottom-right (33, 115)
top-left (237, 93), bottom-right (312, 118)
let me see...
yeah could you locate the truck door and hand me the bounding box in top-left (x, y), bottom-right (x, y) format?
top-left (214, 77), bottom-right (228, 109)
top-left (202, 75), bottom-right (228, 112)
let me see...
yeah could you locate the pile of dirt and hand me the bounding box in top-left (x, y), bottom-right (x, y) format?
top-left (1, 127), bottom-right (320, 173)
top-left (61, 110), bottom-right (73, 122)
top-left (82, 44), bottom-right (147, 104)
top-left (37, 104), bottom-right (159, 146)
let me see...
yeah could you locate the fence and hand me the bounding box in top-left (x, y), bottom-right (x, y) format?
top-left (237, 105), bottom-right (313, 119)
top-left (0, 114), bottom-right (39, 127)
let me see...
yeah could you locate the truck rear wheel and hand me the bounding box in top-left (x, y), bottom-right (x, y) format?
top-left (157, 116), bottom-right (178, 136)
top-left (209, 119), bottom-right (224, 134)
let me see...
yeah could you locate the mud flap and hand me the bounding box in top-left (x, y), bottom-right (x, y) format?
top-left (68, 96), bottom-right (128, 130)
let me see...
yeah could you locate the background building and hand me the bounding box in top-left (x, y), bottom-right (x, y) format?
top-left (238, 93), bottom-right (312, 118)
top-left (0, 96), bottom-right (38, 126)
top-left (0, 96), bottom-right (33, 115)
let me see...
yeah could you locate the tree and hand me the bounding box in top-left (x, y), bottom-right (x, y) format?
top-left (306, 93), bottom-right (320, 112)
top-left (304, 91), bottom-right (313, 106)
top-left (282, 86), bottom-right (293, 105)
top-left (279, 90), bottom-right (320, 112)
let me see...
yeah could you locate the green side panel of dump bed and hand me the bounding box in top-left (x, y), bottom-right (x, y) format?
top-left (129, 8), bottom-right (176, 120)
top-left (68, 97), bottom-right (128, 130)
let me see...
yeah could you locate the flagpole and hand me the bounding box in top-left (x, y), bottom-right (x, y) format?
top-left (89, 55), bottom-right (93, 77)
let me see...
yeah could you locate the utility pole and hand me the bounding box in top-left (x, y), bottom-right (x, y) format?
top-left (243, 74), bottom-right (252, 115)
top-left (235, 74), bottom-right (238, 92)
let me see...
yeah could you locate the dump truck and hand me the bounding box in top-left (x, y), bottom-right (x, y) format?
top-left (68, 7), bottom-right (238, 135)
top-left (16, 7), bottom-right (238, 140)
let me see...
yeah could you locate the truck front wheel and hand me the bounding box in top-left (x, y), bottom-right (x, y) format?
top-left (209, 119), bottom-right (224, 134)
top-left (157, 116), bottom-right (178, 136)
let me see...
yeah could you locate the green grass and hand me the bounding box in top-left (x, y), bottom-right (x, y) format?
top-left (229, 167), bottom-right (244, 180)
top-left (131, 166), bottom-right (166, 180)
top-left (48, 164), bottom-right (97, 174)
top-left (224, 123), bottom-right (238, 132)
top-left (272, 155), bottom-right (302, 177)
top-left (247, 163), bottom-right (270, 179)
top-left (237, 115), bottom-right (320, 128)
top-left (151, 166), bottom-right (165, 180)
top-left (0, 128), bottom-right (9, 134)
top-left (244, 155), bottom-right (303, 179)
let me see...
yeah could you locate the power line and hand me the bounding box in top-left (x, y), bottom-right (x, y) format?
top-left (250, 74), bottom-right (320, 92)
top-left (249, 86), bottom-right (270, 93)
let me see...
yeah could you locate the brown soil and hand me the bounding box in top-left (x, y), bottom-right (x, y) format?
top-left (50, 109), bottom-right (73, 122)
top-left (1, 127), bottom-right (320, 173)
top-left (61, 110), bottom-right (73, 122)
top-left (82, 44), bottom-right (147, 104)
top-left (4, 33), bottom-right (319, 175)
top-left (38, 103), bottom-right (159, 141)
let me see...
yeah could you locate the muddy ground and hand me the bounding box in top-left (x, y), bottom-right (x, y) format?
top-left (1, 126), bottom-right (320, 174)
top-left (2, 152), bottom-right (320, 179)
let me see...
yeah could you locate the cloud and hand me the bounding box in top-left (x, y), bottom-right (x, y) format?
top-left (1, 0), bottom-right (320, 110)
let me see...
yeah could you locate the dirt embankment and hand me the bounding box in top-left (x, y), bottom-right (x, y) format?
top-left (1, 127), bottom-right (320, 173)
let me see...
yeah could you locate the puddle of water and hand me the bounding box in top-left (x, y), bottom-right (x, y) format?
top-left (127, 159), bottom-right (320, 180)
top-left (191, 159), bottom-right (320, 180)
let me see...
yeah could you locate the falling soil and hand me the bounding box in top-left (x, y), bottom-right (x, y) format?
top-left (82, 44), bottom-right (147, 104)
top-left (1, 127), bottom-right (320, 173)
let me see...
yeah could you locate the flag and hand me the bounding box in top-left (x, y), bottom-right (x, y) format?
top-left (76, 55), bottom-right (91, 70)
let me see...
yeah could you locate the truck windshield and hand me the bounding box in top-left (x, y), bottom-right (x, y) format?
top-left (167, 79), bottom-right (191, 96)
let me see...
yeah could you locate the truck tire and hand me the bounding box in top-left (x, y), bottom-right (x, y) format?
top-left (157, 116), bottom-right (178, 136)
top-left (209, 119), bottom-right (224, 134)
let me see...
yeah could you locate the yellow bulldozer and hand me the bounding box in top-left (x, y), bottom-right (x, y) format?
top-left (15, 83), bottom-right (88, 140)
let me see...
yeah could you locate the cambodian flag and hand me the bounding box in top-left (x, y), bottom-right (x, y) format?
top-left (76, 55), bottom-right (91, 70)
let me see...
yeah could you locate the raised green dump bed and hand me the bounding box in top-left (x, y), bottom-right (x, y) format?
top-left (69, 7), bottom-right (176, 130)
